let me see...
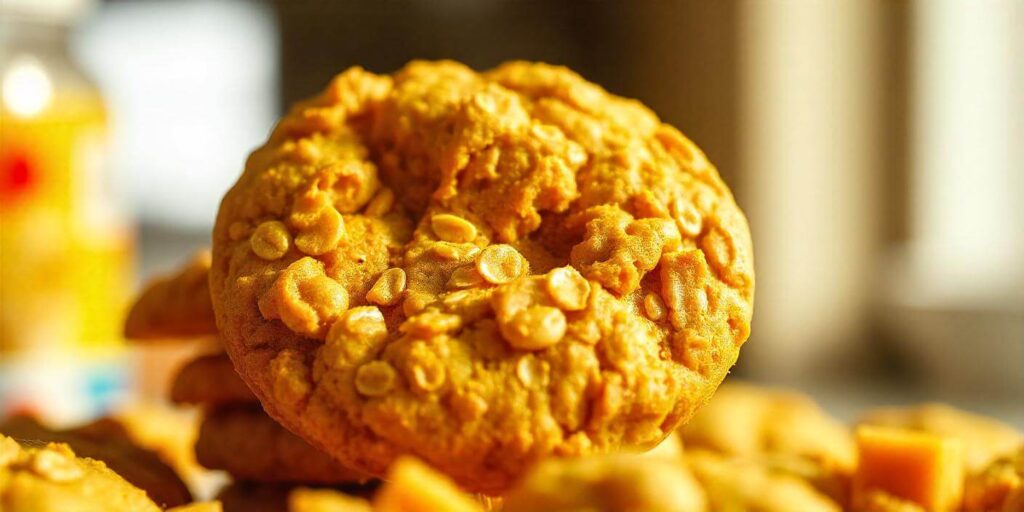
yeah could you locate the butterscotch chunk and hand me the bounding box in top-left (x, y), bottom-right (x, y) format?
top-left (0, 435), bottom-right (161, 512)
top-left (859, 403), bottom-right (1023, 474)
top-left (852, 425), bottom-right (964, 512)
top-left (209, 61), bottom-right (753, 493)
top-left (374, 457), bottom-right (482, 512)
top-left (124, 251), bottom-right (217, 340)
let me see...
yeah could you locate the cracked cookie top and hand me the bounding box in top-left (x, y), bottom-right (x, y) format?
top-left (210, 60), bottom-right (754, 494)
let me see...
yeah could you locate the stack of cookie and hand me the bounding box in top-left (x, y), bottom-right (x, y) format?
top-left (125, 251), bottom-right (373, 507)
top-left (107, 60), bottom-right (1023, 512)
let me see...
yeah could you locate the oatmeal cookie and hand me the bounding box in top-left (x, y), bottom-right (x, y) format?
top-left (0, 416), bottom-right (191, 508)
top-left (0, 435), bottom-right (162, 512)
top-left (170, 353), bottom-right (256, 405)
top-left (209, 60), bottom-right (754, 492)
top-left (125, 251), bottom-right (218, 340)
top-left (195, 406), bottom-right (370, 484)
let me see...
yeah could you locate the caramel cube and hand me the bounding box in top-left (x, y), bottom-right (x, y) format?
top-left (853, 425), bottom-right (964, 511)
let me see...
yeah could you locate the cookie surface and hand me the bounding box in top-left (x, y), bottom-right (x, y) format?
top-left (210, 60), bottom-right (754, 492)
top-left (195, 406), bottom-right (370, 484)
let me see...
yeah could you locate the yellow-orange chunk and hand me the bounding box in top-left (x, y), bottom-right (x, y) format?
top-left (545, 266), bottom-right (590, 311)
top-left (502, 305), bottom-right (567, 351)
top-left (250, 220), bottom-right (292, 260)
top-left (258, 257), bottom-right (349, 338)
top-left (853, 425), bottom-right (964, 512)
top-left (431, 213), bottom-right (478, 243)
top-left (366, 268), bottom-right (407, 306)
top-left (374, 457), bottom-right (482, 512)
top-left (289, 191), bottom-right (345, 256)
top-left (476, 244), bottom-right (528, 284)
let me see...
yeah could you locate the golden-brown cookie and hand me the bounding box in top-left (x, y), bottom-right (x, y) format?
top-left (679, 381), bottom-right (855, 502)
top-left (125, 251), bottom-right (218, 340)
top-left (858, 403), bottom-right (1023, 474)
top-left (209, 60), bottom-right (754, 493)
top-left (0, 415), bottom-right (191, 508)
top-left (0, 435), bottom-right (162, 512)
top-left (170, 353), bottom-right (257, 405)
top-left (195, 405), bottom-right (370, 485)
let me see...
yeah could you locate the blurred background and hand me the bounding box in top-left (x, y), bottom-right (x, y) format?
top-left (2, 0), bottom-right (1022, 426)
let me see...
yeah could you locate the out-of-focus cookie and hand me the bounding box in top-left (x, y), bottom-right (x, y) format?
top-left (858, 403), bottom-right (1023, 474)
top-left (0, 415), bottom-right (191, 508)
top-left (111, 404), bottom-right (206, 492)
top-left (685, 449), bottom-right (841, 512)
top-left (679, 381), bottom-right (855, 502)
top-left (125, 250), bottom-right (218, 340)
top-left (964, 445), bottom-right (1024, 512)
top-left (0, 435), bottom-right (162, 512)
top-left (170, 353), bottom-right (256, 405)
top-left (210, 60), bottom-right (754, 494)
top-left (195, 406), bottom-right (369, 484)
top-left (503, 451), bottom-right (706, 512)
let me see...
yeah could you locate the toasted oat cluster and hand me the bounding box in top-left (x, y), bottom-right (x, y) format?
top-left (209, 60), bottom-right (755, 492)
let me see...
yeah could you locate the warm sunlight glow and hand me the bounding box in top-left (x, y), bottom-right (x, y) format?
top-left (2, 56), bottom-right (53, 118)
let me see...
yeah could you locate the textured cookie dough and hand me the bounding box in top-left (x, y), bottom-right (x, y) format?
top-left (679, 381), bottom-right (855, 502)
top-left (0, 435), bottom-right (162, 512)
top-left (195, 406), bottom-right (370, 485)
top-left (210, 60), bottom-right (754, 492)
top-left (125, 251), bottom-right (218, 340)
top-left (170, 353), bottom-right (257, 405)
top-left (858, 403), bottom-right (1023, 474)
top-left (0, 416), bottom-right (191, 508)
